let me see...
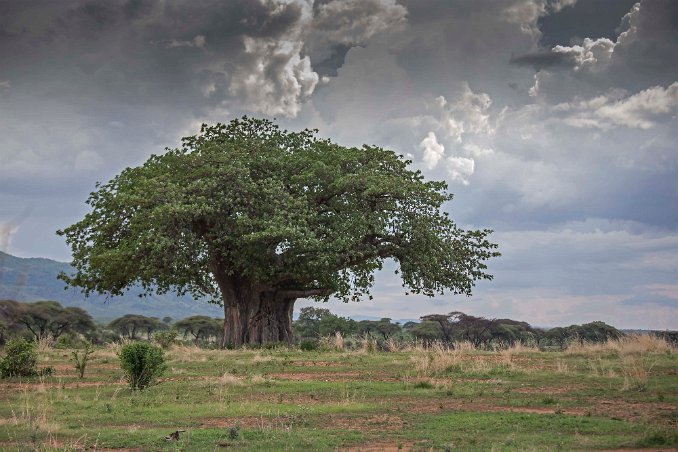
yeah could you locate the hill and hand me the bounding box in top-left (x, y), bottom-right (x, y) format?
top-left (0, 251), bottom-right (222, 319)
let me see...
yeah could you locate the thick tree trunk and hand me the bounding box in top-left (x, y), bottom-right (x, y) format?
top-left (218, 277), bottom-right (296, 347)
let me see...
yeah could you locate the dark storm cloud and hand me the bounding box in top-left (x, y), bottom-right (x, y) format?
top-left (610, 0), bottom-right (678, 90)
top-left (530, 0), bottom-right (678, 102)
top-left (309, 44), bottom-right (352, 77)
top-left (0, 0), bottom-right (307, 111)
top-left (537, 0), bottom-right (638, 47)
top-left (509, 50), bottom-right (577, 70)
top-left (1, 0), bottom-right (677, 329)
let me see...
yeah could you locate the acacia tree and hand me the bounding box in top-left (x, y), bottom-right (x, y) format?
top-left (108, 314), bottom-right (167, 340)
top-left (58, 118), bottom-right (499, 347)
top-left (174, 316), bottom-right (222, 343)
top-left (19, 301), bottom-right (96, 341)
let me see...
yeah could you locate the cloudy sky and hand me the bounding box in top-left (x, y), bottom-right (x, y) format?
top-left (1, 0), bottom-right (676, 329)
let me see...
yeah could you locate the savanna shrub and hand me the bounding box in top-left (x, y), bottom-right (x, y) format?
top-left (154, 331), bottom-right (178, 350)
top-left (55, 331), bottom-right (87, 349)
top-left (299, 339), bottom-right (319, 351)
top-left (118, 342), bottom-right (167, 390)
top-left (0, 338), bottom-right (38, 378)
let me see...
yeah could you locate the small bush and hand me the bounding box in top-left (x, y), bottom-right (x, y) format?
top-left (299, 340), bottom-right (319, 351)
top-left (154, 331), bottom-right (178, 350)
top-left (636, 430), bottom-right (678, 448)
top-left (413, 381), bottom-right (434, 389)
top-left (55, 331), bottom-right (87, 349)
top-left (118, 342), bottom-right (167, 390)
top-left (71, 342), bottom-right (94, 378)
top-left (0, 338), bottom-right (39, 378)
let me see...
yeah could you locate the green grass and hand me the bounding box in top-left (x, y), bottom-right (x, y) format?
top-left (0, 341), bottom-right (676, 451)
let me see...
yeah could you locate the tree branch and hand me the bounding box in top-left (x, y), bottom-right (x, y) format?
top-left (276, 288), bottom-right (332, 299)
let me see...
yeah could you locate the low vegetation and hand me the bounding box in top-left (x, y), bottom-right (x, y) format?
top-left (118, 342), bottom-right (167, 390)
top-left (0, 338), bottom-right (39, 378)
top-left (1, 301), bottom-right (676, 449)
top-left (0, 332), bottom-right (675, 450)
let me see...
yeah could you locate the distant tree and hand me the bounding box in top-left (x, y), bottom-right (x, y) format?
top-left (162, 316), bottom-right (173, 325)
top-left (420, 313), bottom-right (457, 343)
top-left (18, 301), bottom-right (96, 341)
top-left (143, 318), bottom-right (169, 340)
top-left (358, 318), bottom-right (401, 340)
top-left (174, 316), bottom-right (222, 343)
top-left (490, 319), bottom-right (540, 346)
top-left (408, 320), bottom-right (443, 342)
top-left (569, 321), bottom-right (623, 344)
top-left (544, 327), bottom-right (569, 347)
top-left (453, 313), bottom-right (496, 348)
top-left (419, 312), bottom-right (498, 348)
top-left (543, 321), bottom-right (622, 347)
top-left (108, 314), bottom-right (166, 340)
top-left (294, 307), bottom-right (332, 338)
top-left (0, 300), bottom-right (24, 344)
top-left (401, 321), bottom-right (418, 330)
top-left (293, 307), bottom-right (357, 338)
top-left (58, 117), bottom-right (500, 346)
top-left (64, 307), bottom-right (98, 340)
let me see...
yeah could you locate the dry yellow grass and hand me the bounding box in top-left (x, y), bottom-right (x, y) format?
top-left (501, 342), bottom-right (538, 354)
top-left (382, 337), bottom-right (401, 352)
top-left (621, 355), bottom-right (650, 390)
top-left (252, 353), bottom-right (274, 363)
top-left (168, 344), bottom-right (232, 363)
top-left (318, 332), bottom-right (346, 351)
top-left (219, 372), bottom-right (244, 386)
top-left (412, 343), bottom-right (462, 375)
top-left (565, 334), bottom-right (672, 355)
top-left (334, 331), bottom-right (345, 351)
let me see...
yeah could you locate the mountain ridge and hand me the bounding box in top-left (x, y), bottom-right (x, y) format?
top-left (0, 250), bottom-right (223, 319)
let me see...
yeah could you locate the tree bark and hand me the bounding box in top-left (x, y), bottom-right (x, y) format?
top-left (218, 276), bottom-right (296, 347)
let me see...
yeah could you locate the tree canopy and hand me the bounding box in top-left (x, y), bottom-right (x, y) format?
top-left (108, 314), bottom-right (168, 340)
top-left (16, 301), bottom-right (96, 341)
top-left (58, 117), bottom-right (500, 346)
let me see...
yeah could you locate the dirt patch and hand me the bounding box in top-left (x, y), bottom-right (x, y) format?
top-left (589, 399), bottom-right (677, 425)
top-left (513, 385), bottom-right (581, 394)
top-left (325, 413), bottom-right (405, 432)
top-left (0, 380), bottom-right (125, 390)
top-left (0, 439), bottom-right (142, 451)
top-left (289, 361), bottom-right (347, 367)
top-left (396, 398), bottom-right (585, 417)
top-left (341, 441), bottom-right (415, 451)
top-left (266, 371), bottom-right (363, 382)
top-left (198, 416), bottom-right (279, 429)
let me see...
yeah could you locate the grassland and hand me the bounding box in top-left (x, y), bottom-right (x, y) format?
top-left (0, 336), bottom-right (676, 451)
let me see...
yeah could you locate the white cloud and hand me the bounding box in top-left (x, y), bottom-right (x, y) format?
top-left (229, 37), bottom-right (319, 117)
top-left (529, 1), bottom-right (678, 102)
top-left (561, 82), bottom-right (678, 130)
top-left (0, 223), bottom-right (20, 253)
top-left (306, 0), bottom-right (407, 62)
top-left (407, 85), bottom-right (493, 185)
top-left (502, 0), bottom-right (547, 36)
top-left (435, 84), bottom-right (494, 143)
top-left (552, 37), bottom-right (615, 71)
top-left (418, 131), bottom-right (444, 169)
top-left (501, 0), bottom-right (576, 36)
top-left (0, 80), bottom-right (10, 89)
top-left (445, 156), bottom-right (475, 186)
top-left (225, 0), bottom-right (406, 118)
top-left (166, 35), bottom-right (206, 49)
top-left (463, 143), bottom-right (495, 158)
top-left (418, 128), bottom-right (476, 184)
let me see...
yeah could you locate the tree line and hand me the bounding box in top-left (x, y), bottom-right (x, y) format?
top-left (293, 307), bottom-right (631, 349)
top-left (3, 299), bottom-right (673, 349)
